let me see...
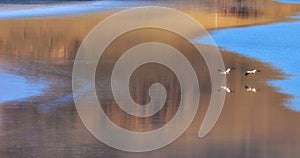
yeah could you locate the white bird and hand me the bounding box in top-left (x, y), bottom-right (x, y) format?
top-left (245, 69), bottom-right (260, 76)
top-left (245, 86), bottom-right (257, 92)
top-left (219, 86), bottom-right (234, 93)
top-left (219, 67), bottom-right (235, 75)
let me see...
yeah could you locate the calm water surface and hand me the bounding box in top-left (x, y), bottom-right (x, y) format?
top-left (0, 0), bottom-right (300, 157)
top-left (0, 1), bottom-right (144, 19)
top-left (0, 70), bottom-right (46, 103)
top-left (277, 0), bottom-right (300, 4)
top-left (196, 13), bottom-right (300, 111)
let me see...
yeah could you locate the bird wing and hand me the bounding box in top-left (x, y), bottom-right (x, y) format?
top-left (225, 68), bottom-right (231, 73)
top-left (226, 88), bottom-right (230, 93)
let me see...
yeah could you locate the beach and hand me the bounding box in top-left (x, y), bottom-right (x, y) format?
top-left (0, 0), bottom-right (300, 157)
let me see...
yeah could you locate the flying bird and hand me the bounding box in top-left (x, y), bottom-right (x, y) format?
top-left (219, 86), bottom-right (234, 93)
top-left (245, 86), bottom-right (257, 93)
top-left (219, 67), bottom-right (235, 75)
top-left (245, 69), bottom-right (260, 76)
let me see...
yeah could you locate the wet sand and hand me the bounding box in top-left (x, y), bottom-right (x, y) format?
top-left (0, 0), bottom-right (300, 157)
top-left (1, 44), bottom-right (299, 157)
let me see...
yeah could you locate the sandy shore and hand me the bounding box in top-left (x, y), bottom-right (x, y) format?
top-left (0, 0), bottom-right (300, 157)
top-left (0, 0), bottom-right (300, 61)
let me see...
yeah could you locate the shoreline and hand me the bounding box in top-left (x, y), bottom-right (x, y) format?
top-left (0, 54), bottom-right (72, 110)
top-left (0, 0), bottom-right (299, 106)
top-left (1, 38), bottom-right (299, 157)
top-left (196, 13), bottom-right (300, 111)
top-left (1, 1), bottom-right (300, 157)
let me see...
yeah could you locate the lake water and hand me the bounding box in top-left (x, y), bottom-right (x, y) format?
top-left (0, 70), bottom-right (47, 103)
top-left (276, 0), bottom-right (300, 4)
top-left (2, 27), bottom-right (299, 157)
top-left (195, 13), bottom-right (300, 111)
top-left (0, 1), bottom-right (164, 19)
top-left (0, 1), bottom-right (133, 19)
top-left (1, 0), bottom-right (300, 157)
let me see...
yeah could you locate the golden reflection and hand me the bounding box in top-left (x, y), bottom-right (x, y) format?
top-left (0, 1), bottom-right (299, 62)
top-left (0, 0), bottom-right (300, 157)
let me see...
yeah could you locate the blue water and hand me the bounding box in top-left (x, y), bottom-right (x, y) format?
top-left (276, 0), bottom-right (300, 4)
top-left (0, 0), bottom-right (97, 4)
top-left (0, 1), bottom-right (154, 19)
top-left (195, 13), bottom-right (300, 111)
top-left (0, 71), bottom-right (47, 103)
